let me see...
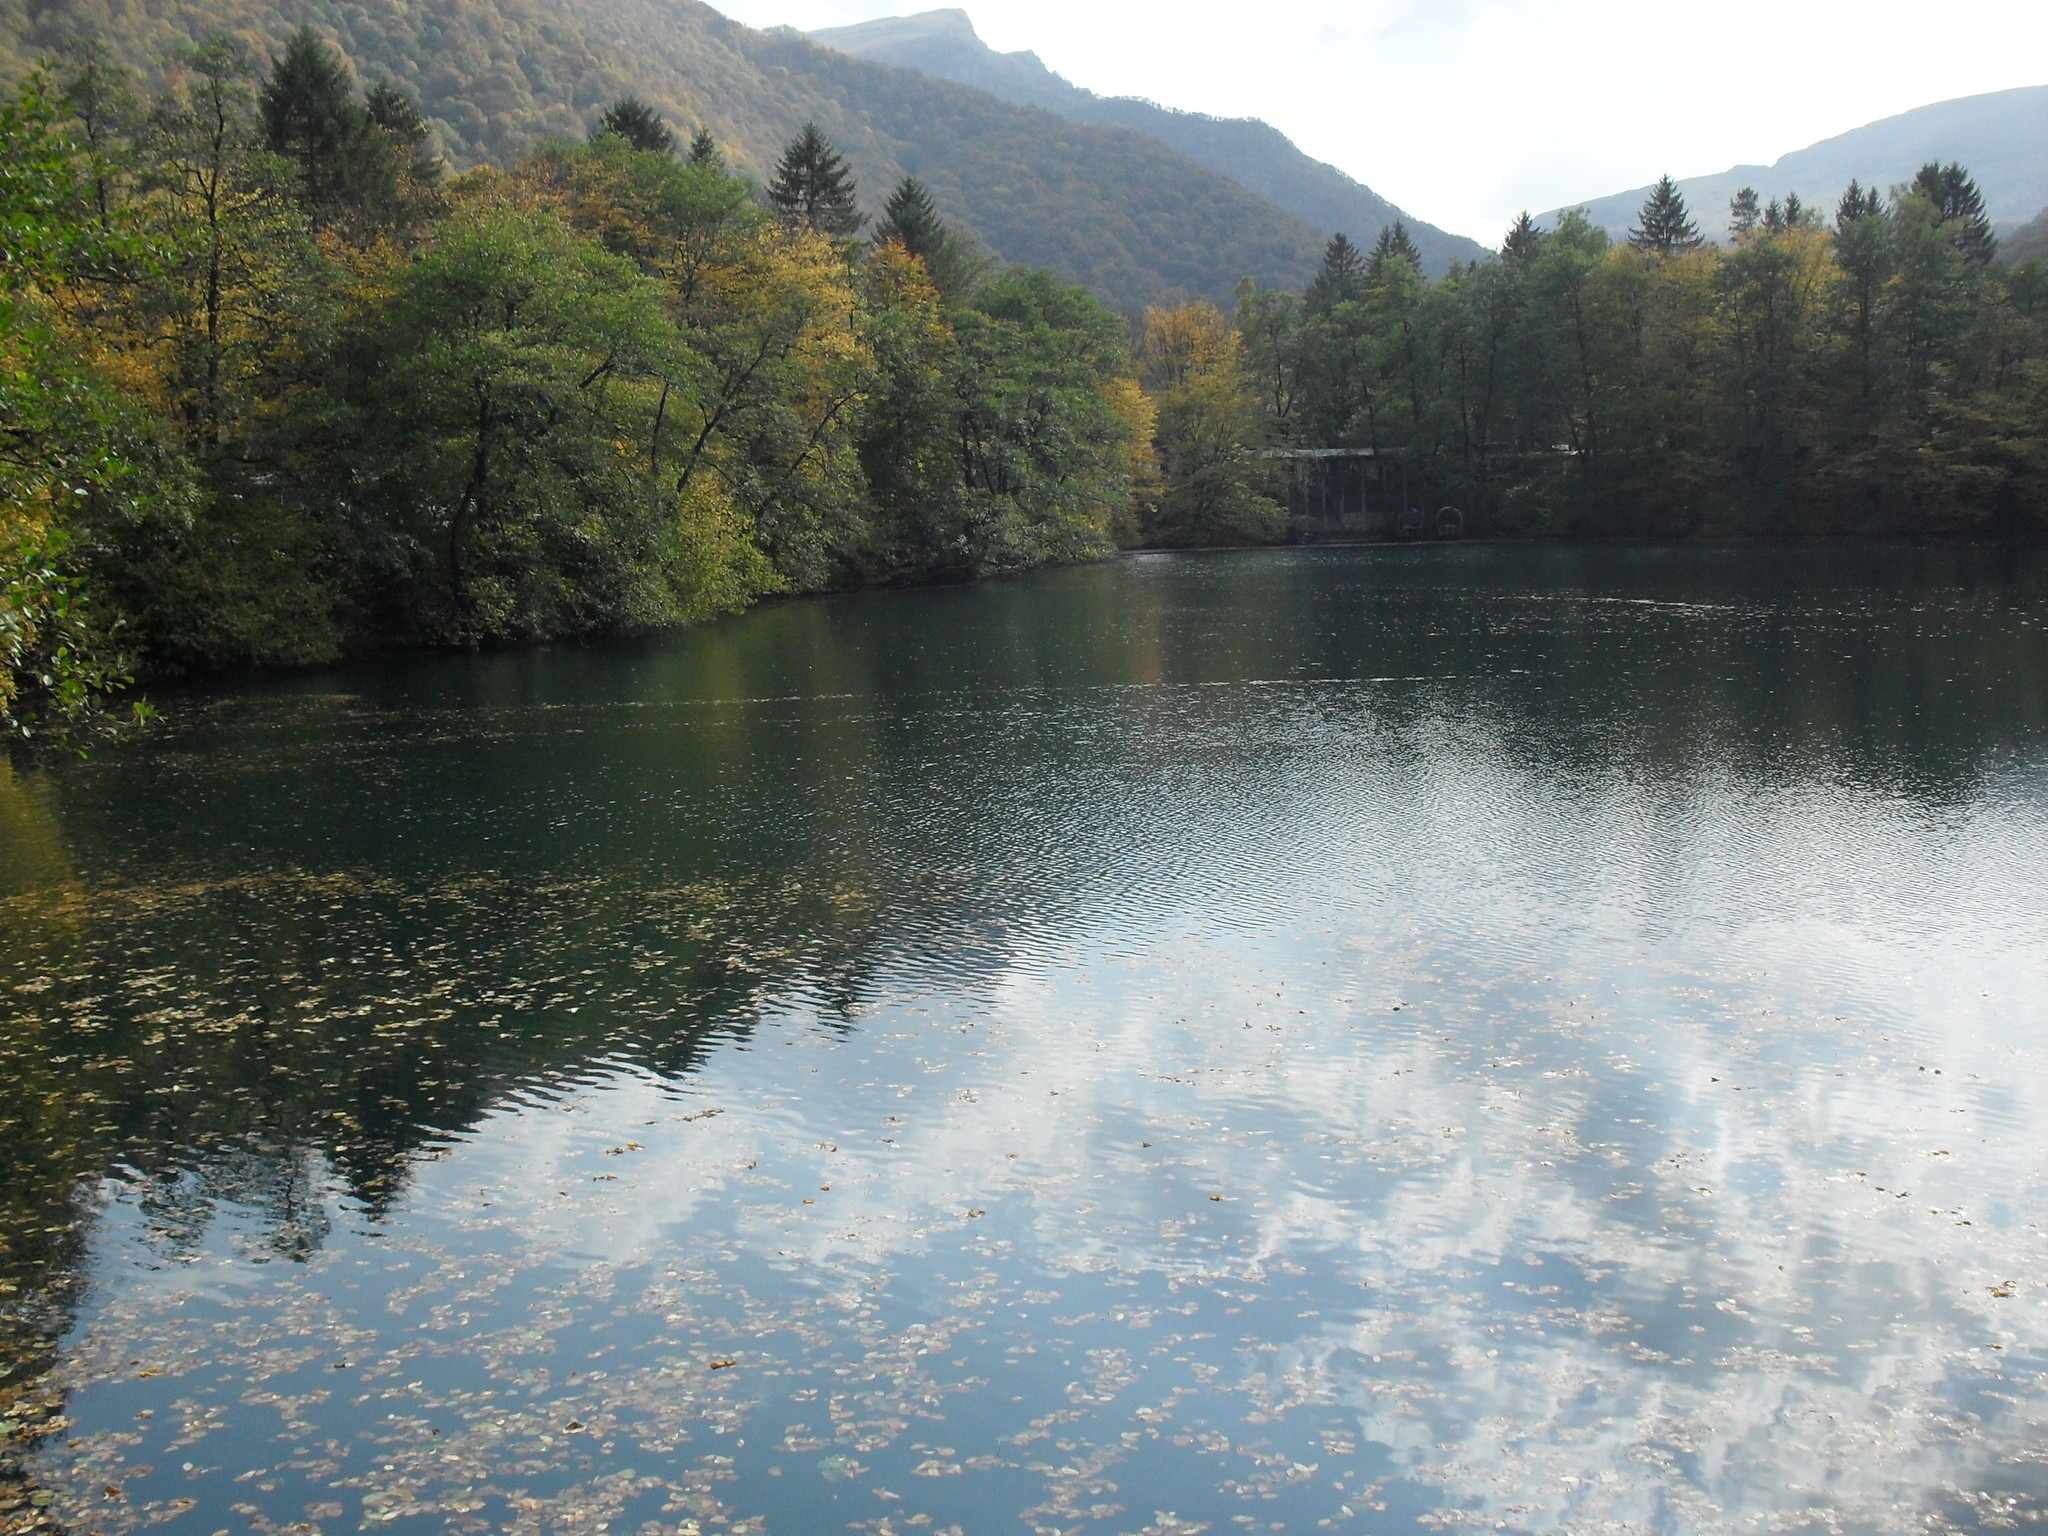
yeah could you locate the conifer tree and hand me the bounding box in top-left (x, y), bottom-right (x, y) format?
top-left (1835, 179), bottom-right (1883, 228)
top-left (1305, 232), bottom-right (1364, 310)
top-left (1502, 211), bottom-right (1544, 261)
top-left (686, 127), bottom-right (723, 171)
top-left (1366, 220), bottom-right (1421, 282)
top-left (766, 123), bottom-right (863, 236)
top-left (593, 97), bottom-right (672, 155)
top-left (872, 176), bottom-right (979, 298)
top-left (360, 78), bottom-right (442, 223)
top-left (259, 27), bottom-right (362, 211)
top-left (1913, 161), bottom-right (1996, 264)
top-left (1729, 187), bottom-right (1760, 237)
top-left (1628, 175), bottom-right (1702, 256)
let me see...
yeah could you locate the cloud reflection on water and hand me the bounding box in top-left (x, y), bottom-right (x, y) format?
top-left (11, 545), bottom-right (2048, 1534)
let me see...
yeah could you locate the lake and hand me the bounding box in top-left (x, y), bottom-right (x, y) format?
top-left (2, 543), bottom-right (2046, 1536)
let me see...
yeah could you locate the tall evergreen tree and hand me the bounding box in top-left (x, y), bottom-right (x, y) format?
top-left (1835, 179), bottom-right (1883, 228)
top-left (766, 123), bottom-right (863, 236)
top-left (1760, 192), bottom-right (1814, 233)
top-left (358, 78), bottom-right (442, 226)
top-left (872, 176), bottom-right (979, 298)
top-left (1729, 187), bottom-right (1760, 237)
top-left (1628, 175), bottom-right (1702, 256)
top-left (1913, 161), bottom-right (1996, 264)
top-left (1306, 232), bottom-right (1364, 310)
top-left (686, 127), bottom-right (723, 171)
top-left (1502, 211), bottom-right (1544, 261)
top-left (1366, 220), bottom-right (1421, 282)
top-left (593, 97), bottom-right (672, 155)
top-left (259, 27), bottom-right (362, 212)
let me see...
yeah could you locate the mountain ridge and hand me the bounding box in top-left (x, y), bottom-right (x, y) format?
top-left (805, 8), bottom-right (1488, 274)
top-left (1543, 85), bottom-right (2048, 243)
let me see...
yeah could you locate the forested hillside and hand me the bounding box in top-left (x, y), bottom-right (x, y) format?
top-left (807, 8), bottom-right (1487, 275)
top-left (0, 0), bottom-right (1325, 310)
top-left (1128, 177), bottom-right (2048, 549)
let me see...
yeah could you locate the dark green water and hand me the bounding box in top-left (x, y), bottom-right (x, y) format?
top-left (3, 544), bottom-right (2047, 1536)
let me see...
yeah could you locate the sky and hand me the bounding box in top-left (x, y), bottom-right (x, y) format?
top-left (708, 0), bottom-right (2048, 242)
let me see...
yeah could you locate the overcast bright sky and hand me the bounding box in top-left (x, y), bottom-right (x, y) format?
top-left (710, 0), bottom-right (2048, 242)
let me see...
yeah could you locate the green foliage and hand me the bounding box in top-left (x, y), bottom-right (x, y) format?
top-left (1629, 174), bottom-right (1703, 257)
top-left (332, 202), bottom-right (739, 642)
top-left (0, 530), bottom-right (141, 745)
top-left (766, 122), bottom-right (862, 238)
top-left (0, 0), bottom-right (1319, 312)
top-left (0, 72), bottom-right (193, 738)
top-left (1366, 220), bottom-right (1421, 281)
top-left (1305, 232), bottom-right (1363, 312)
top-left (258, 27), bottom-right (356, 205)
top-left (1137, 301), bottom-right (1282, 546)
top-left (1913, 161), bottom-right (1997, 265)
top-left (1216, 167), bottom-right (2048, 538)
top-left (0, 55), bottom-right (1153, 713)
top-left (873, 176), bottom-right (980, 300)
top-left (942, 269), bottom-right (1139, 570)
top-left (257, 29), bottom-right (438, 231)
top-left (1501, 212), bottom-right (1543, 262)
top-left (594, 96), bottom-right (673, 156)
top-left (1730, 187), bottom-right (1760, 237)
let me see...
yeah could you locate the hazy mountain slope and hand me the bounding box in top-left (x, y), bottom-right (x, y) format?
top-left (1544, 86), bottom-right (2048, 244)
top-left (807, 7), bottom-right (1487, 274)
top-left (1, 0), bottom-right (1324, 310)
top-left (2008, 207), bottom-right (2048, 265)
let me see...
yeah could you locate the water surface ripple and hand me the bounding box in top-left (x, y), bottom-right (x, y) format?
top-left (2, 544), bottom-right (2046, 1536)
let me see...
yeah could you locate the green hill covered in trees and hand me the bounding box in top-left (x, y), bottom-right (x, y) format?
top-left (0, 0), bottom-right (1326, 310)
top-left (805, 8), bottom-right (1487, 276)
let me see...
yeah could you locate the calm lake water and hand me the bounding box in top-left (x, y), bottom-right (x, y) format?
top-left (3, 544), bottom-right (2047, 1536)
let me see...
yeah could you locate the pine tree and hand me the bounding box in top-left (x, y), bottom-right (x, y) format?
top-left (872, 177), bottom-right (979, 298)
top-left (1502, 211), bottom-right (1544, 261)
top-left (1305, 232), bottom-right (1365, 310)
top-left (593, 97), bottom-right (673, 155)
top-left (686, 127), bottom-right (723, 171)
top-left (259, 27), bottom-right (363, 211)
top-left (1628, 175), bottom-right (1702, 256)
top-left (1835, 179), bottom-right (1883, 228)
top-left (1729, 187), bottom-right (1760, 237)
top-left (361, 78), bottom-right (442, 219)
top-left (1366, 220), bottom-right (1421, 282)
top-left (766, 123), bottom-right (863, 236)
top-left (1913, 161), bottom-right (1996, 264)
